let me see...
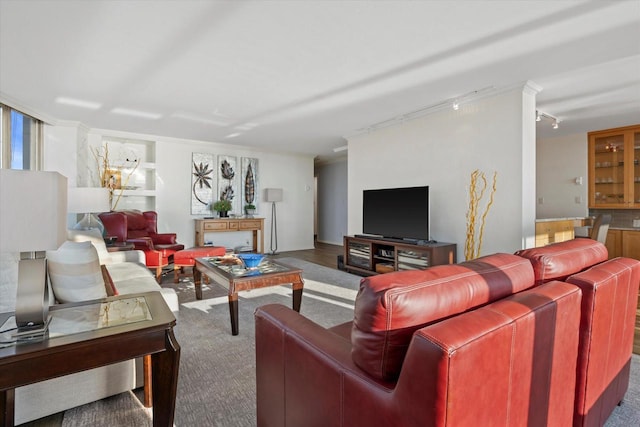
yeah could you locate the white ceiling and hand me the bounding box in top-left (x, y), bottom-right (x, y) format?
top-left (1, 0), bottom-right (639, 161)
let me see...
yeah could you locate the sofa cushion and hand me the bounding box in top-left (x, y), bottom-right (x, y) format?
top-left (515, 238), bottom-right (608, 285)
top-left (351, 253), bottom-right (535, 381)
top-left (47, 241), bottom-right (107, 303)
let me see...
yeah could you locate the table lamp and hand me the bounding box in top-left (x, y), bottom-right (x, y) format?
top-left (264, 188), bottom-right (283, 255)
top-left (0, 169), bottom-right (67, 335)
top-left (68, 187), bottom-right (110, 235)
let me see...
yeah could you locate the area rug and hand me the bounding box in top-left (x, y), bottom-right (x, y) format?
top-left (61, 258), bottom-right (640, 426)
top-left (62, 258), bottom-right (361, 427)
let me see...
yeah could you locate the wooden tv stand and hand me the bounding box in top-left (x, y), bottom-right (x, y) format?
top-left (343, 235), bottom-right (456, 275)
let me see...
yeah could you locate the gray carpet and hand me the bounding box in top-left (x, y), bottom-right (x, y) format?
top-left (60, 258), bottom-right (640, 426)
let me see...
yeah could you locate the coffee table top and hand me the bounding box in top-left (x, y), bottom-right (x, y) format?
top-left (195, 256), bottom-right (300, 281)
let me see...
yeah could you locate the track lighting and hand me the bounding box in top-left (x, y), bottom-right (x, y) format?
top-left (453, 101), bottom-right (459, 111)
top-left (536, 110), bottom-right (560, 129)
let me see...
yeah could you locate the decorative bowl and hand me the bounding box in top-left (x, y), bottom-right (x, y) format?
top-left (236, 253), bottom-right (265, 268)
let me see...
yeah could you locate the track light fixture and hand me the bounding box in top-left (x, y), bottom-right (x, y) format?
top-left (536, 110), bottom-right (560, 129)
top-left (453, 101), bottom-right (460, 111)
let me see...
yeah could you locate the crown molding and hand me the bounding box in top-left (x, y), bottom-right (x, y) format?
top-left (0, 92), bottom-right (58, 125)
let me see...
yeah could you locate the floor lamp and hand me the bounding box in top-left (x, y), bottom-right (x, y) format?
top-left (0, 169), bottom-right (67, 337)
top-left (264, 188), bottom-right (283, 255)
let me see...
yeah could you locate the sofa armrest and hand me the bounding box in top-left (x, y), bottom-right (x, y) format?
top-left (127, 237), bottom-right (155, 251)
top-left (255, 304), bottom-right (391, 427)
top-left (151, 233), bottom-right (178, 245)
top-left (104, 249), bottom-right (146, 265)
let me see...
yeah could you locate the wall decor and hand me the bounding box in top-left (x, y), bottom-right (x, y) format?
top-left (241, 157), bottom-right (259, 215)
top-left (191, 152), bottom-right (216, 215)
top-left (218, 155), bottom-right (240, 214)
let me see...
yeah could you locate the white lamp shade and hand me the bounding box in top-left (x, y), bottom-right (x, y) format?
top-left (68, 187), bottom-right (110, 213)
top-left (264, 188), bottom-right (283, 202)
top-left (0, 169), bottom-right (68, 253)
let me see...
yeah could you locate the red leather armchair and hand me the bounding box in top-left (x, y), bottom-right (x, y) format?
top-left (99, 210), bottom-right (184, 282)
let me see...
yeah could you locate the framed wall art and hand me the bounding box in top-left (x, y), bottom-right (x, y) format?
top-left (218, 155), bottom-right (240, 214)
top-left (241, 157), bottom-right (259, 215)
top-left (191, 152), bottom-right (215, 215)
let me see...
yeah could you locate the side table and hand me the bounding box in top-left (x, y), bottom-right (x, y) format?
top-left (0, 292), bottom-right (180, 427)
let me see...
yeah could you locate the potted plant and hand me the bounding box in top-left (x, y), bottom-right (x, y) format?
top-left (245, 203), bottom-right (256, 217)
top-left (212, 199), bottom-right (232, 218)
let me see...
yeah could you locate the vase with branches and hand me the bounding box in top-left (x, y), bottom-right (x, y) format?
top-left (465, 169), bottom-right (497, 260)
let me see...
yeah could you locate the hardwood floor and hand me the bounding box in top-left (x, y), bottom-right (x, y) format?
top-left (272, 240), bottom-right (343, 270)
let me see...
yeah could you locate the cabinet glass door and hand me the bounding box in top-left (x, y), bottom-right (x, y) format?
top-left (593, 134), bottom-right (626, 206)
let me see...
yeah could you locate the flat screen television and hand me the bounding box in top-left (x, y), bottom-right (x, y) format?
top-left (362, 186), bottom-right (429, 241)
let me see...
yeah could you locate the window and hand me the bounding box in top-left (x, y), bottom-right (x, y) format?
top-left (0, 103), bottom-right (43, 170)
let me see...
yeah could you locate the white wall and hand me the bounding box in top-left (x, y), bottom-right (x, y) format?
top-left (347, 85), bottom-right (538, 261)
top-left (315, 158), bottom-right (348, 246)
top-left (536, 132), bottom-right (589, 218)
top-left (45, 124), bottom-right (315, 252)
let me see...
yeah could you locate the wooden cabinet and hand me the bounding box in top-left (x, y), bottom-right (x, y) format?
top-left (194, 218), bottom-right (264, 253)
top-left (588, 124), bottom-right (640, 208)
top-left (617, 229), bottom-right (640, 355)
top-left (622, 230), bottom-right (640, 260)
top-left (535, 220), bottom-right (575, 247)
top-left (605, 229), bottom-right (622, 258)
top-left (343, 236), bottom-right (456, 276)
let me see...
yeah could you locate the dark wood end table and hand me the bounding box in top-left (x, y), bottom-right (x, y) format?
top-left (0, 291), bottom-right (180, 427)
top-left (193, 257), bottom-right (304, 335)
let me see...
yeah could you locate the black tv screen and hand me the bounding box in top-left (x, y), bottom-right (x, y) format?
top-left (363, 186), bottom-right (429, 241)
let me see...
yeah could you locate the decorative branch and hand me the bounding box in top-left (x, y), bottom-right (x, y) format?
top-left (465, 169), bottom-right (497, 260)
top-left (92, 143), bottom-right (140, 210)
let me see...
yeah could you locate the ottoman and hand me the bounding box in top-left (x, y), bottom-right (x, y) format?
top-left (174, 246), bottom-right (226, 283)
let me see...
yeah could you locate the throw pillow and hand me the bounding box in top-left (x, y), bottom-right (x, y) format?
top-left (47, 240), bottom-right (107, 303)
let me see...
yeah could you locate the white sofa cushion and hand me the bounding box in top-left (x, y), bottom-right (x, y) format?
top-left (46, 241), bottom-right (107, 303)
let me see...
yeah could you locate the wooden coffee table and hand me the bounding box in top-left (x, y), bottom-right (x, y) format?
top-left (193, 257), bottom-right (304, 335)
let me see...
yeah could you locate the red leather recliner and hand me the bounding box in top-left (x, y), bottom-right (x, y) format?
top-left (255, 253), bottom-right (583, 426)
top-left (516, 239), bottom-right (640, 427)
top-left (99, 210), bottom-right (184, 282)
top-left (255, 239), bottom-right (639, 427)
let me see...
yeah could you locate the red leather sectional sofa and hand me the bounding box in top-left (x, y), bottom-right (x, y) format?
top-left (255, 239), bottom-right (639, 427)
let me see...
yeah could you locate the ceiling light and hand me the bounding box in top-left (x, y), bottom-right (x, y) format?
top-left (55, 97), bottom-right (102, 110)
top-left (225, 133), bottom-right (241, 138)
top-left (536, 110), bottom-right (560, 129)
top-left (172, 112), bottom-right (229, 126)
top-left (110, 107), bottom-right (162, 120)
top-left (333, 145), bottom-right (348, 153)
top-left (452, 101), bottom-right (459, 111)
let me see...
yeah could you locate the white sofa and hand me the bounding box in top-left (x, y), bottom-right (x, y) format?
top-left (14, 229), bottom-right (178, 425)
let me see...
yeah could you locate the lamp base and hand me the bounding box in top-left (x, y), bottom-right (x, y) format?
top-left (72, 212), bottom-right (105, 236)
top-left (15, 256), bottom-right (50, 338)
top-left (13, 315), bottom-right (52, 340)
